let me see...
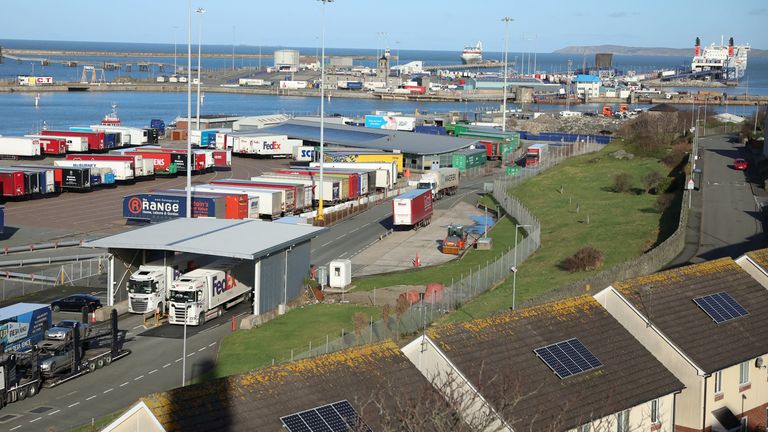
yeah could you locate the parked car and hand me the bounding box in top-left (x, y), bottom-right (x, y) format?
top-left (51, 294), bottom-right (102, 313)
top-left (45, 320), bottom-right (90, 341)
top-left (733, 158), bottom-right (748, 170)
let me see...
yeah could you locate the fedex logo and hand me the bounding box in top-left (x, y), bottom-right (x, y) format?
top-left (263, 141), bottom-right (281, 150)
top-left (213, 274), bottom-right (236, 295)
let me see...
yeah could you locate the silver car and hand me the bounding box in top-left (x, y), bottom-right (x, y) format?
top-left (45, 320), bottom-right (90, 341)
top-left (38, 341), bottom-right (74, 377)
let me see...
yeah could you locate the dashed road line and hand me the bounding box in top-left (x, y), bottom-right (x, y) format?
top-left (29, 418), bottom-right (41, 423)
top-left (187, 352), bottom-right (196, 357)
top-left (120, 382), bottom-right (129, 387)
top-left (10, 425), bottom-right (21, 431)
top-left (48, 410), bottom-right (61, 416)
top-left (198, 347), bottom-right (206, 352)
top-left (337, 234), bottom-right (347, 239)
top-left (149, 369), bottom-right (158, 374)
top-left (208, 342), bottom-right (216, 347)
top-left (163, 363), bottom-right (172, 368)
top-left (86, 395), bottom-right (97, 401)
top-left (174, 358), bottom-right (183, 363)
top-left (339, 252), bottom-right (348, 258)
top-left (198, 323), bottom-right (221, 334)
top-left (321, 241), bottom-right (333, 247)
top-left (103, 388), bottom-right (113, 394)
top-left (134, 375), bottom-right (144, 380)
top-left (68, 402), bottom-right (80, 408)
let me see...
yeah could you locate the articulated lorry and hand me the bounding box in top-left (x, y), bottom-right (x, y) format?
top-left (417, 167), bottom-right (459, 200)
top-left (168, 259), bottom-right (252, 326)
top-left (0, 310), bottom-right (128, 410)
top-left (127, 254), bottom-right (217, 314)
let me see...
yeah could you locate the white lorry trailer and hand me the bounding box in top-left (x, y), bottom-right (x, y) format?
top-left (416, 167), bottom-right (459, 200)
top-left (168, 259), bottom-right (252, 326)
top-left (25, 135), bottom-right (89, 152)
top-left (0, 137), bottom-right (42, 158)
top-left (127, 254), bottom-right (216, 314)
top-left (54, 159), bottom-right (135, 182)
top-left (90, 125), bottom-right (148, 146)
top-left (309, 161), bottom-right (396, 190)
top-left (253, 174), bottom-right (342, 204)
top-left (232, 134), bottom-right (302, 157)
top-left (191, 184), bottom-right (285, 219)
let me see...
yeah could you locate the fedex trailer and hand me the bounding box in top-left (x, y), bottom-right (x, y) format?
top-left (232, 134), bottom-right (301, 157)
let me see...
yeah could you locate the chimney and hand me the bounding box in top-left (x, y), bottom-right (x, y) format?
top-left (728, 37), bottom-right (734, 57)
top-left (695, 37), bottom-right (701, 56)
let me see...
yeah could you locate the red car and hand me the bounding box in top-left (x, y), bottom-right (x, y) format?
top-left (733, 158), bottom-right (748, 170)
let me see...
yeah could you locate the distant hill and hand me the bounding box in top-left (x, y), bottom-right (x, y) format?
top-left (554, 45), bottom-right (767, 58)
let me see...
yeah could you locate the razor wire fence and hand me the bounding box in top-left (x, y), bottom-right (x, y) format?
top-left (278, 139), bottom-right (605, 364)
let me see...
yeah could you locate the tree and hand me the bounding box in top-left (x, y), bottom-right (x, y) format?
top-left (612, 173), bottom-right (633, 193)
top-left (641, 171), bottom-right (664, 194)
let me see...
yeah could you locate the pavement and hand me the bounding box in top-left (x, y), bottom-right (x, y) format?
top-left (669, 133), bottom-right (768, 266)
top-left (352, 201), bottom-right (484, 276)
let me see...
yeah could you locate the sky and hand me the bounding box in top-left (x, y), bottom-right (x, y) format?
top-left (3, 0), bottom-right (767, 52)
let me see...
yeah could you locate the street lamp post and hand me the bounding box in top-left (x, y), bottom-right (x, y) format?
top-left (173, 26), bottom-right (179, 74)
top-left (185, 0), bottom-right (192, 218)
top-left (317, 0), bottom-right (333, 222)
top-left (511, 224), bottom-right (531, 310)
top-left (181, 305), bottom-right (188, 386)
top-left (501, 17), bottom-right (513, 132)
top-left (195, 7), bottom-right (206, 131)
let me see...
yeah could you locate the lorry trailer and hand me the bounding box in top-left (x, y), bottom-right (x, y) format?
top-left (25, 134), bottom-right (89, 153)
top-left (168, 259), bottom-right (253, 326)
top-left (308, 161), bottom-right (395, 190)
top-left (392, 188), bottom-right (433, 229)
top-left (123, 191), bottom-right (254, 223)
top-left (211, 179), bottom-right (313, 212)
top-left (55, 159), bottom-right (134, 182)
top-left (67, 154), bottom-right (153, 179)
top-left (525, 143), bottom-right (548, 167)
top-left (253, 174), bottom-right (342, 204)
top-left (232, 134), bottom-right (301, 157)
top-left (191, 184), bottom-right (283, 218)
top-left (0, 168), bottom-right (41, 195)
top-left (0, 137), bottom-right (43, 158)
top-left (0, 303), bottom-right (52, 353)
top-left (0, 171), bottom-right (27, 197)
top-left (42, 130), bottom-right (105, 152)
top-left (5, 166), bottom-right (56, 194)
top-left (208, 180), bottom-right (300, 213)
top-left (416, 167), bottom-right (459, 200)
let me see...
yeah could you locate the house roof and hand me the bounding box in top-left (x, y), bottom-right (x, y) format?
top-left (745, 247), bottom-right (768, 270)
top-left (141, 341), bottom-right (451, 432)
top-left (612, 257), bottom-right (768, 373)
top-left (426, 296), bottom-right (683, 430)
top-left (85, 218), bottom-right (324, 260)
top-left (262, 119), bottom-right (477, 155)
top-left (575, 74), bottom-right (601, 83)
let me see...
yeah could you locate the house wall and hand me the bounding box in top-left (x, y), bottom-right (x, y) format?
top-left (101, 402), bottom-right (165, 432)
top-left (401, 336), bottom-right (510, 432)
top-left (594, 287), bottom-right (704, 429)
top-left (703, 355), bottom-right (768, 431)
top-left (568, 393), bottom-right (676, 432)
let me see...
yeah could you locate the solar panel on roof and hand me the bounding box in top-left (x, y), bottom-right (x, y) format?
top-left (693, 292), bottom-right (748, 324)
top-left (534, 338), bottom-right (603, 379)
top-left (280, 400), bottom-right (372, 432)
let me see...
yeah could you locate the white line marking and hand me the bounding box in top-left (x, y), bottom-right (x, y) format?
top-left (175, 358), bottom-right (183, 363)
top-left (337, 234), bottom-right (346, 239)
top-left (103, 388), bottom-right (113, 394)
top-left (132, 325), bottom-right (143, 330)
top-left (187, 352), bottom-right (196, 357)
top-left (86, 395), bottom-right (97, 401)
top-left (29, 418), bottom-right (41, 423)
top-left (198, 347), bottom-right (206, 352)
top-left (321, 241), bottom-right (333, 247)
top-left (120, 382), bottom-right (129, 387)
top-left (68, 402), bottom-right (80, 408)
top-left (163, 363), bottom-right (172, 368)
top-left (208, 342), bottom-right (216, 347)
top-left (362, 222), bottom-right (371, 227)
top-left (349, 227), bottom-right (359, 233)
top-left (57, 390), bottom-right (77, 400)
top-left (10, 425), bottom-right (21, 431)
top-left (149, 369), bottom-right (158, 374)
top-left (339, 252), bottom-right (348, 258)
top-left (47, 410), bottom-right (61, 416)
top-left (134, 375), bottom-right (144, 380)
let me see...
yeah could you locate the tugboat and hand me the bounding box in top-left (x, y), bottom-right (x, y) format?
top-left (101, 103), bottom-right (122, 126)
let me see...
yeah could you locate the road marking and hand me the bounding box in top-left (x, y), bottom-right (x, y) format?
top-left (68, 402), bottom-right (80, 408)
top-left (163, 363), bottom-right (172, 368)
top-left (321, 241), bottom-right (333, 247)
top-left (198, 323), bottom-right (221, 334)
top-left (362, 222), bottom-right (371, 227)
top-left (86, 395), bottom-right (97, 401)
top-left (134, 375), bottom-right (144, 380)
top-left (149, 369), bottom-right (158, 374)
top-left (339, 252), bottom-right (348, 258)
top-left (337, 234), bottom-right (347, 239)
top-left (187, 352), bottom-right (196, 357)
top-left (208, 342), bottom-right (216, 347)
top-left (57, 390), bottom-right (77, 399)
top-left (103, 388), bottom-right (113, 394)
top-left (349, 227), bottom-right (359, 233)
top-left (120, 382), bottom-right (129, 387)
top-left (174, 358), bottom-right (183, 363)
top-left (10, 425), bottom-right (21, 431)
top-left (29, 418), bottom-right (41, 423)
top-left (198, 347), bottom-right (206, 352)
top-left (47, 410), bottom-right (61, 416)
top-left (132, 325), bottom-right (144, 330)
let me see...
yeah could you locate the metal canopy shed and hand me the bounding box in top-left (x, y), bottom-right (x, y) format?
top-left (85, 218), bottom-right (325, 317)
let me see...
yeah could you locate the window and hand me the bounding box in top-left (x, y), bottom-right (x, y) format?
top-left (650, 399), bottom-right (660, 424)
top-left (616, 409), bottom-right (630, 432)
top-left (739, 360), bottom-right (750, 385)
top-left (714, 370), bottom-right (723, 394)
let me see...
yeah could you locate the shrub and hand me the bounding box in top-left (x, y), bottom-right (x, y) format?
top-left (642, 171), bottom-right (664, 194)
top-left (612, 173), bottom-right (633, 193)
top-left (562, 247), bottom-right (605, 272)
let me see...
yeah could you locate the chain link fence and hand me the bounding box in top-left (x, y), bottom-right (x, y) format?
top-left (0, 257), bottom-right (108, 301)
top-left (280, 140), bottom-right (605, 364)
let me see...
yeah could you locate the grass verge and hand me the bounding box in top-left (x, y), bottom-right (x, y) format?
top-left (213, 304), bottom-right (381, 378)
top-left (443, 141), bottom-right (680, 323)
top-left (68, 409), bottom-right (125, 432)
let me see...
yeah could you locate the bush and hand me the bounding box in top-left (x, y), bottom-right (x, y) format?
top-left (562, 246), bottom-right (605, 272)
top-left (642, 171), bottom-right (664, 194)
top-left (612, 173), bottom-right (633, 193)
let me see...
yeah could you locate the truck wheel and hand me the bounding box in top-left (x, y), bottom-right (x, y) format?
top-left (104, 355), bottom-right (112, 365)
top-left (28, 383), bottom-right (39, 397)
top-left (88, 361), bottom-right (96, 372)
top-left (199, 313), bottom-right (206, 325)
top-left (18, 387), bottom-right (27, 401)
top-left (96, 358), bottom-right (105, 369)
top-left (217, 308), bottom-right (222, 318)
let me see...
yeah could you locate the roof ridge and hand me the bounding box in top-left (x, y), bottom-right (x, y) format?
top-left (614, 257), bottom-right (738, 292)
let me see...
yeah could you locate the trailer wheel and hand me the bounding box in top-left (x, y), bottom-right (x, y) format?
top-left (104, 355), bottom-right (112, 365)
top-left (96, 358), bottom-right (105, 369)
top-left (17, 387), bottom-right (27, 401)
top-left (88, 361), bottom-right (97, 372)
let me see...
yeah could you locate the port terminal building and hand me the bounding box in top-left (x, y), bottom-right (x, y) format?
top-left (86, 218), bottom-right (325, 318)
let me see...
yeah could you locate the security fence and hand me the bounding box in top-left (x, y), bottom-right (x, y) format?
top-left (0, 256), bottom-right (107, 301)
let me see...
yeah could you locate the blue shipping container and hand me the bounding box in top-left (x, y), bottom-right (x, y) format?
top-left (123, 193), bottom-right (219, 222)
top-left (103, 132), bottom-right (119, 148)
top-left (0, 303), bottom-right (52, 353)
top-left (414, 125), bottom-right (447, 136)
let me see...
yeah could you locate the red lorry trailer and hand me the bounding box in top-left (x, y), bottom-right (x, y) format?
top-left (36, 137), bottom-right (68, 155)
top-left (0, 171), bottom-right (27, 197)
top-left (392, 188), bottom-right (433, 229)
top-left (42, 130), bottom-right (105, 152)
